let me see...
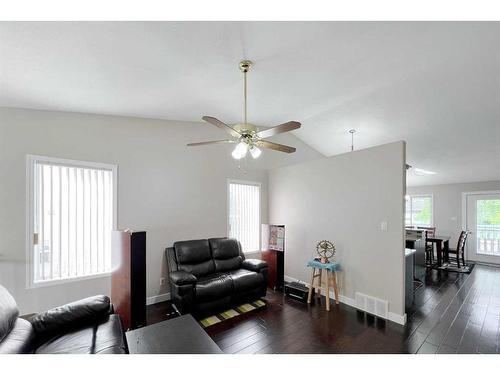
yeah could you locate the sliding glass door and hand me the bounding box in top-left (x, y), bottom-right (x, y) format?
top-left (465, 192), bottom-right (500, 265)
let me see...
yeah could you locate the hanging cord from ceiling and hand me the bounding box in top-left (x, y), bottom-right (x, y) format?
top-left (349, 129), bottom-right (356, 151)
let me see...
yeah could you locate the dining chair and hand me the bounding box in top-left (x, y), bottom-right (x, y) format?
top-left (418, 226), bottom-right (436, 265)
top-left (443, 230), bottom-right (469, 268)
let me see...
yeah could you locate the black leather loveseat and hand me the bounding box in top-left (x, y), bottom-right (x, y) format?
top-left (0, 285), bottom-right (127, 354)
top-left (166, 237), bottom-right (268, 316)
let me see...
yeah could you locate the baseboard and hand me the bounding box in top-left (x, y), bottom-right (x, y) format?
top-left (146, 292), bottom-right (170, 305)
top-left (470, 260), bottom-right (499, 268)
top-left (388, 312), bottom-right (407, 325)
top-left (284, 274), bottom-right (406, 326)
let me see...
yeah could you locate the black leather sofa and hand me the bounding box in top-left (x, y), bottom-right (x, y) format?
top-left (166, 237), bottom-right (268, 316)
top-left (0, 285), bottom-right (127, 354)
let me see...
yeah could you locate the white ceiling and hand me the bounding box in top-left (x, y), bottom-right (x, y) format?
top-left (1, 22), bottom-right (499, 186)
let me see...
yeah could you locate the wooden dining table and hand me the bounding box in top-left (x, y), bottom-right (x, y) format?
top-left (426, 235), bottom-right (451, 267)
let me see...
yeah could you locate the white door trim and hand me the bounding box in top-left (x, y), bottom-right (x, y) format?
top-left (462, 190), bottom-right (500, 262)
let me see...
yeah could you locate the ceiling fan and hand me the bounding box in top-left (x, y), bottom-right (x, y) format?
top-left (187, 60), bottom-right (301, 159)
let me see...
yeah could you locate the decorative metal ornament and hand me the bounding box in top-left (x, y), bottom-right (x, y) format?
top-left (316, 240), bottom-right (335, 263)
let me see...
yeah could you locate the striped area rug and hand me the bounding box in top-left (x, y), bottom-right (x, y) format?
top-left (199, 299), bottom-right (266, 328)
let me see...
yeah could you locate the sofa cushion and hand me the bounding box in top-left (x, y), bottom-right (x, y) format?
top-left (0, 285), bottom-right (19, 343)
top-left (0, 318), bottom-right (35, 354)
top-left (94, 314), bottom-right (127, 354)
top-left (195, 274), bottom-right (233, 302)
top-left (209, 238), bottom-right (243, 273)
top-left (35, 314), bottom-right (126, 354)
top-left (229, 269), bottom-right (264, 294)
top-left (31, 295), bottom-right (111, 344)
top-left (35, 326), bottom-right (95, 354)
top-left (174, 239), bottom-right (215, 277)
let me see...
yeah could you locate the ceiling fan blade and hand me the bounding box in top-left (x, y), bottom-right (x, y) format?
top-left (256, 121), bottom-right (301, 139)
top-left (256, 140), bottom-right (296, 153)
top-left (187, 139), bottom-right (236, 146)
top-left (202, 116), bottom-right (241, 138)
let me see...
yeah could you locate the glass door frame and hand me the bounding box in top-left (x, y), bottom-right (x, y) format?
top-left (462, 190), bottom-right (500, 264)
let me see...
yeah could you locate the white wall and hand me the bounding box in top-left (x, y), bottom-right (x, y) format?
top-left (0, 107), bottom-right (321, 313)
top-left (407, 180), bottom-right (500, 252)
top-left (268, 141), bottom-right (406, 321)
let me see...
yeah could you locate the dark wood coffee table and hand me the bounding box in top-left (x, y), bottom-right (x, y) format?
top-left (126, 314), bottom-right (222, 354)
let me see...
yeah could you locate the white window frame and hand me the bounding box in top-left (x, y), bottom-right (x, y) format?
top-left (227, 179), bottom-right (261, 254)
top-left (26, 154), bottom-right (118, 289)
top-left (405, 194), bottom-right (434, 227)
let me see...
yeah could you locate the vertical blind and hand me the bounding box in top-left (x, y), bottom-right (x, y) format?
top-left (228, 182), bottom-right (260, 253)
top-left (32, 159), bottom-right (114, 283)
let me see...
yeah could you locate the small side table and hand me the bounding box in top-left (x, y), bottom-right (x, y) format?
top-left (307, 260), bottom-right (340, 311)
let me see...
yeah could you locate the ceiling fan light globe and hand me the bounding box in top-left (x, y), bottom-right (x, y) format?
top-left (232, 142), bottom-right (248, 159)
top-left (231, 148), bottom-right (244, 159)
top-left (250, 146), bottom-right (262, 159)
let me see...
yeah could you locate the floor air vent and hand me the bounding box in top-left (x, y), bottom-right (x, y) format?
top-left (355, 292), bottom-right (388, 319)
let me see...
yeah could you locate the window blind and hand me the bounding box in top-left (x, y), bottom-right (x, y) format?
top-left (31, 158), bottom-right (114, 284)
top-left (228, 182), bottom-right (260, 253)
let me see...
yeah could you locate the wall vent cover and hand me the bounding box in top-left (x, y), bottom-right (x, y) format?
top-left (355, 292), bottom-right (389, 319)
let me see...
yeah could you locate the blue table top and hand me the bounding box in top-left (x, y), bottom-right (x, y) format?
top-left (307, 259), bottom-right (341, 271)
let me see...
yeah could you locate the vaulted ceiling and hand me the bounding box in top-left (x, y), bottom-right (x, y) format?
top-left (1, 22), bottom-right (499, 186)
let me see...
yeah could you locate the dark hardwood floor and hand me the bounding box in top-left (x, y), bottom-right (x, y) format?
top-left (146, 264), bottom-right (500, 354)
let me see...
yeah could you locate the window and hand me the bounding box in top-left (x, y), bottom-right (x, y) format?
top-left (228, 180), bottom-right (261, 253)
top-left (27, 155), bottom-right (117, 287)
top-left (405, 194), bottom-right (433, 227)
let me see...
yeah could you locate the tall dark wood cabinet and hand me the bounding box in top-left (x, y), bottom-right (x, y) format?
top-left (111, 230), bottom-right (146, 331)
top-left (262, 249), bottom-right (284, 290)
top-left (261, 224), bottom-right (285, 291)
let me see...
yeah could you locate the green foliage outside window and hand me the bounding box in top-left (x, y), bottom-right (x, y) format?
top-left (413, 199), bottom-right (432, 225)
top-left (477, 199), bottom-right (500, 226)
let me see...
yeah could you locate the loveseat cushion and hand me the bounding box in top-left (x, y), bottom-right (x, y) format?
top-left (195, 274), bottom-right (233, 302)
top-left (209, 238), bottom-right (243, 273)
top-left (229, 269), bottom-right (264, 293)
top-left (174, 239), bottom-right (215, 277)
top-left (169, 271), bottom-right (197, 286)
top-left (241, 258), bottom-right (268, 272)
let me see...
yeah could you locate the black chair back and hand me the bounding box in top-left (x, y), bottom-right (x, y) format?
top-left (456, 230), bottom-right (469, 253)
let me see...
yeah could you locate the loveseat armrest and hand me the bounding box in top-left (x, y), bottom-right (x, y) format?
top-left (169, 271), bottom-right (197, 286)
top-left (31, 295), bottom-right (112, 344)
top-left (241, 259), bottom-right (268, 273)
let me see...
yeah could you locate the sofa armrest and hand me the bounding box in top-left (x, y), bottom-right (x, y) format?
top-left (31, 295), bottom-right (112, 343)
top-left (169, 271), bottom-right (197, 286)
top-left (241, 259), bottom-right (268, 273)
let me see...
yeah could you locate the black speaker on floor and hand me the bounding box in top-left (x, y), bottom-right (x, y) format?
top-left (284, 282), bottom-right (312, 303)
